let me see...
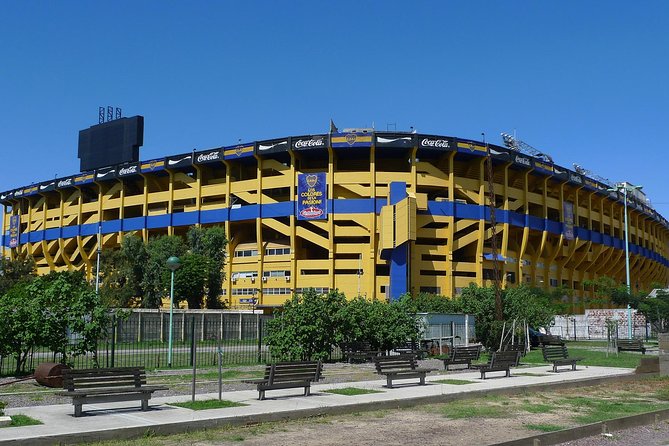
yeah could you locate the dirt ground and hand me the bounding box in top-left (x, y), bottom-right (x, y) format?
top-left (107, 377), bottom-right (669, 446)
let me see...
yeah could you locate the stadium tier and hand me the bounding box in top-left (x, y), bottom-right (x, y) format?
top-left (1, 131), bottom-right (668, 311)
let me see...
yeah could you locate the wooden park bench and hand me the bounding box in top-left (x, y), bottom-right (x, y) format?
top-left (56, 367), bottom-right (168, 417)
top-left (542, 345), bottom-right (584, 372)
top-left (342, 341), bottom-right (381, 363)
top-left (502, 343), bottom-right (526, 366)
top-left (393, 340), bottom-right (429, 359)
top-left (616, 339), bottom-right (646, 354)
top-left (374, 354), bottom-right (437, 388)
top-left (476, 351), bottom-right (520, 379)
top-left (442, 344), bottom-right (482, 370)
top-left (242, 361), bottom-right (323, 400)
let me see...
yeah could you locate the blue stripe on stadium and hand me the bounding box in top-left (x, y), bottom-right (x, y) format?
top-left (3, 199), bottom-right (668, 267)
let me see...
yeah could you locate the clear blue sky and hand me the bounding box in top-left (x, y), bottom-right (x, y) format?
top-left (1, 2), bottom-right (668, 216)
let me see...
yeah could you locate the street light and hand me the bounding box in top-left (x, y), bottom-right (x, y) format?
top-left (608, 182), bottom-right (643, 339)
top-left (166, 256), bottom-right (181, 367)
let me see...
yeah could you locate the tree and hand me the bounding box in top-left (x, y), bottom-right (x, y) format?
top-left (636, 289), bottom-right (669, 333)
top-left (0, 271), bottom-right (109, 374)
top-left (172, 253), bottom-right (209, 309)
top-left (187, 226), bottom-right (227, 308)
top-left (142, 235), bottom-right (187, 308)
top-left (265, 289), bottom-right (347, 361)
top-left (0, 254), bottom-right (35, 295)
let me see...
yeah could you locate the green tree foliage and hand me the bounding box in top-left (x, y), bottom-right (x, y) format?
top-left (0, 271), bottom-right (109, 374)
top-left (265, 289), bottom-right (347, 361)
top-left (635, 289), bottom-right (669, 333)
top-left (583, 276), bottom-right (629, 308)
top-left (172, 253), bottom-right (209, 309)
top-left (398, 292), bottom-right (462, 314)
top-left (265, 290), bottom-right (422, 361)
top-left (143, 235), bottom-right (187, 308)
top-left (187, 226), bottom-right (227, 308)
top-left (100, 227), bottom-right (227, 309)
top-left (0, 254), bottom-right (35, 295)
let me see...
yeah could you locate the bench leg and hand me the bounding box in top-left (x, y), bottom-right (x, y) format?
top-left (386, 377), bottom-right (393, 389)
top-left (74, 403), bottom-right (83, 417)
top-left (259, 390), bottom-right (265, 401)
top-left (141, 398), bottom-right (149, 411)
top-left (553, 364), bottom-right (558, 373)
top-left (480, 370), bottom-right (485, 379)
top-left (304, 385), bottom-right (311, 396)
top-left (419, 375), bottom-right (425, 386)
top-left (571, 362), bottom-right (576, 371)
top-left (506, 368), bottom-right (510, 377)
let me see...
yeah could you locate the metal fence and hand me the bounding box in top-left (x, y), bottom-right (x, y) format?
top-left (0, 311), bottom-right (283, 376)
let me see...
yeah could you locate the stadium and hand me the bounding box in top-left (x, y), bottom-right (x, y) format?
top-left (1, 125), bottom-right (668, 312)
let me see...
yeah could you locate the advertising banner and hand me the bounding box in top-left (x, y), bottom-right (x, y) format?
top-left (331, 132), bottom-right (373, 148)
top-left (9, 215), bottom-right (20, 248)
top-left (563, 201), bottom-right (574, 241)
top-left (297, 172), bottom-right (327, 220)
top-left (257, 138), bottom-right (289, 155)
top-left (292, 135), bottom-right (328, 151)
top-left (140, 158), bottom-right (166, 173)
top-left (95, 167), bottom-right (117, 182)
top-left (456, 139), bottom-right (487, 156)
top-left (552, 164), bottom-right (570, 182)
top-left (418, 135), bottom-right (455, 151)
top-left (376, 134), bottom-right (415, 148)
top-left (194, 148), bottom-right (224, 164)
top-left (117, 162), bottom-right (141, 177)
top-left (223, 144), bottom-right (254, 160)
top-left (166, 153), bottom-right (193, 169)
top-left (532, 160), bottom-right (554, 175)
top-left (38, 180), bottom-right (56, 193)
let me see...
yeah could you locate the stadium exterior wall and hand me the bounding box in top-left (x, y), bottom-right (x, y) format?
top-left (1, 131), bottom-right (668, 312)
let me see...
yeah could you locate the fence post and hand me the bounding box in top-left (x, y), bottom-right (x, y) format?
top-left (257, 316), bottom-right (263, 363)
top-left (110, 314), bottom-right (116, 368)
top-left (464, 315), bottom-right (469, 346)
top-left (190, 315), bottom-right (196, 367)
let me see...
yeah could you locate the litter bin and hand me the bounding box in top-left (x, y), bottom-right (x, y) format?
top-left (34, 362), bottom-right (70, 388)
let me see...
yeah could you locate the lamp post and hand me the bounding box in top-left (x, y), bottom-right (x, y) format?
top-left (166, 256), bottom-right (181, 367)
top-left (608, 182), bottom-right (642, 339)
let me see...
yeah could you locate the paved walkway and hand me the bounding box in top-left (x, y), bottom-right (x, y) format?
top-left (0, 365), bottom-right (634, 445)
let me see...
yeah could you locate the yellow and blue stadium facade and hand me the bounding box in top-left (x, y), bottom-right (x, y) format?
top-left (1, 130), bottom-right (668, 312)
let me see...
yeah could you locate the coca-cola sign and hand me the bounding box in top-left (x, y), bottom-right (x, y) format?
top-left (569, 173), bottom-right (583, 184)
top-left (292, 135), bottom-right (327, 150)
top-left (418, 136), bottom-right (454, 150)
top-left (514, 155), bottom-right (531, 166)
top-left (118, 164), bottom-right (139, 176)
top-left (57, 178), bottom-right (73, 188)
top-left (195, 149), bottom-right (222, 164)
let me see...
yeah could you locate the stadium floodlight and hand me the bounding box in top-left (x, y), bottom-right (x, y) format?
top-left (607, 182), bottom-right (643, 339)
top-left (166, 256), bottom-right (181, 367)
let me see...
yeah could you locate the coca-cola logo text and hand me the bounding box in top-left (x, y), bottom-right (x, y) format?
top-left (57, 178), bottom-right (72, 187)
top-left (119, 166), bottom-right (138, 175)
top-left (421, 138), bottom-right (450, 148)
top-left (515, 156), bottom-right (531, 166)
top-left (570, 174), bottom-right (582, 184)
top-left (197, 151), bottom-right (220, 162)
top-left (294, 138), bottom-right (325, 149)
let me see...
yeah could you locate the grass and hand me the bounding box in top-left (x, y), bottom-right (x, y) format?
top-left (440, 402), bottom-right (509, 419)
top-left (433, 379), bottom-right (477, 385)
top-left (520, 403), bottom-right (554, 414)
top-left (168, 399), bottom-right (247, 410)
top-left (558, 396), bottom-right (669, 424)
top-left (520, 347), bottom-right (643, 368)
top-left (324, 387), bottom-right (383, 396)
top-left (2, 415), bottom-right (42, 427)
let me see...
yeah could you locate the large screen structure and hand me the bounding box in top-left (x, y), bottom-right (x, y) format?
top-left (78, 116), bottom-right (144, 171)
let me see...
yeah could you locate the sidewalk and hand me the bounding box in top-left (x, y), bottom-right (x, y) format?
top-left (0, 365), bottom-right (634, 445)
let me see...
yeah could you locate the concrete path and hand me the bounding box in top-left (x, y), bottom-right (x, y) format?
top-left (0, 365), bottom-right (634, 445)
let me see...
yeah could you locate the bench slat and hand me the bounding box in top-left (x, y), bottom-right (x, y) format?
top-left (374, 355), bottom-right (436, 388)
